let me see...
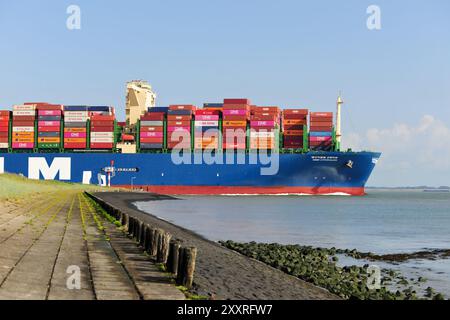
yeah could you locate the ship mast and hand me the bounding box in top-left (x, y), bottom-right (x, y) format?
top-left (336, 93), bottom-right (343, 151)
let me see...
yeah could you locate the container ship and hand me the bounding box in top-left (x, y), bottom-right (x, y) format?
top-left (0, 81), bottom-right (380, 196)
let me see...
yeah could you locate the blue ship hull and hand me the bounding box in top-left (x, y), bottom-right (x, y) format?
top-left (0, 151), bottom-right (381, 195)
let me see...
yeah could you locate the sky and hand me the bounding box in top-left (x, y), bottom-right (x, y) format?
top-left (0, 0), bottom-right (449, 186)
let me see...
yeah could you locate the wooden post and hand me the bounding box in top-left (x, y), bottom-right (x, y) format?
top-left (157, 232), bottom-right (172, 264)
top-left (145, 227), bottom-right (156, 254)
top-left (151, 229), bottom-right (162, 257)
top-left (135, 219), bottom-right (141, 241)
top-left (122, 213), bottom-right (129, 232)
top-left (177, 247), bottom-right (197, 289)
top-left (167, 240), bottom-right (181, 276)
top-left (128, 217), bottom-right (134, 237)
top-left (139, 221), bottom-right (146, 247)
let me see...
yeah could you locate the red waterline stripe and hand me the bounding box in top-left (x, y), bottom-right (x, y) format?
top-left (114, 185), bottom-right (366, 196)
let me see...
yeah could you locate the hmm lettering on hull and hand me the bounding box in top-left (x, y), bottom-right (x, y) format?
top-left (28, 157), bottom-right (72, 180)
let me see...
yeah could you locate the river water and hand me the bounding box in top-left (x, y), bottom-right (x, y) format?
top-left (135, 190), bottom-right (450, 297)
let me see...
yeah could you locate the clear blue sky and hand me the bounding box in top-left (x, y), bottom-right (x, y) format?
top-left (0, 0), bottom-right (449, 186)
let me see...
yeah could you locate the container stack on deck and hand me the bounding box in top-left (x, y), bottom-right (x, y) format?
top-left (309, 112), bottom-right (333, 151)
top-left (222, 99), bottom-right (250, 151)
top-left (167, 105), bottom-right (194, 150)
top-left (250, 106), bottom-right (280, 150)
top-left (12, 104), bottom-right (36, 150)
top-left (282, 109), bottom-right (308, 150)
top-left (0, 110), bottom-right (10, 150)
top-left (36, 104), bottom-right (63, 149)
top-left (89, 106), bottom-right (115, 150)
top-left (139, 109), bottom-right (165, 150)
top-left (64, 106), bottom-right (89, 149)
top-left (194, 109), bottom-right (220, 150)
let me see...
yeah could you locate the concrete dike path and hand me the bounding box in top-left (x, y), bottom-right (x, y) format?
top-left (0, 191), bottom-right (185, 300)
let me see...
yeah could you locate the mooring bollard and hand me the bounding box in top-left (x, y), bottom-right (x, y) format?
top-left (177, 247), bottom-right (197, 289)
top-left (157, 232), bottom-right (172, 264)
top-left (167, 240), bottom-right (181, 276)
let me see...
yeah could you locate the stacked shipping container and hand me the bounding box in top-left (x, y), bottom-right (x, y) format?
top-left (309, 112), bottom-right (334, 151)
top-left (36, 104), bottom-right (63, 149)
top-left (222, 99), bottom-right (250, 150)
top-left (282, 109), bottom-right (308, 149)
top-left (140, 110), bottom-right (165, 150)
top-left (0, 111), bottom-right (10, 149)
top-left (167, 105), bottom-right (194, 149)
top-left (250, 106), bottom-right (280, 150)
top-left (194, 109), bottom-right (220, 150)
top-left (12, 104), bottom-right (36, 149)
top-left (64, 106), bottom-right (89, 149)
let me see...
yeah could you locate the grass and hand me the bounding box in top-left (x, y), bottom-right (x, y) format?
top-left (0, 173), bottom-right (102, 202)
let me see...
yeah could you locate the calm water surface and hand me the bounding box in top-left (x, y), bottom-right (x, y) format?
top-left (135, 190), bottom-right (450, 297)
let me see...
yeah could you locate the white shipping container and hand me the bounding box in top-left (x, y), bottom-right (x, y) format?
top-left (64, 111), bottom-right (89, 117)
top-left (194, 121), bottom-right (219, 127)
top-left (13, 104), bottom-right (35, 111)
top-left (64, 116), bottom-right (89, 122)
top-left (91, 132), bottom-right (114, 138)
top-left (90, 137), bottom-right (114, 143)
top-left (0, 143), bottom-right (9, 148)
top-left (250, 131), bottom-right (275, 138)
top-left (13, 110), bottom-right (36, 116)
top-left (13, 126), bottom-right (35, 132)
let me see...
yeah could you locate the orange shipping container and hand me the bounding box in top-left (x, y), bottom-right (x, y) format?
top-left (38, 137), bottom-right (60, 143)
top-left (64, 128), bottom-right (87, 133)
top-left (64, 138), bottom-right (86, 143)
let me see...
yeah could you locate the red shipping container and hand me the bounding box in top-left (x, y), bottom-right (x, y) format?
top-left (169, 105), bottom-right (196, 111)
top-left (91, 120), bottom-right (114, 126)
top-left (38, 126), bottom-right (61, 132)
top-left (141, 114), bottom-right (165, 121)
top-left (167, 142), bottom-right (191, 149)
top-left (0, 116), bottom-right (10, 121)
top-left (283, 114), bottom-right (307, 120)
top-left (251, 115), bottom-right (278, 122)
top-left (13, 116), bottom-right (35, 121)
top-left (0, 127), bottom-right (8, 132)
top-left (283, 125), bottom-right (304, 131)
top-left (309, 126), bottom-right (333, 132)
top-left (223, 99), bottom-right (251, 105)
top-left (0, 120), bottom-right (9, 126)
top-left (140, 137), bottom-right (164, 143)
top-left (251, 106), bottom-right (280, 113)
top-left (140, 126), bottom-right (164, 132)
top-left (284, 135), bottom-right (303, 142)
top-left (167, 115), bottom-right (192, 121)
top-left (195, 110), bottom-right (220, 116)
top-left (91, 126), bottom-right (114, 132)
top-left (310, 120), bottom-right (333, 126)
top-left (90, 143), bottom-right (114, 149)
top-left (284, 130), bottom-right (304, 136)
top-left (64, 143), bottom-right (87, 149)
top-left (167, 120), bottom-right (191, 126)
top-left (284, 109), bottom-right (308, 115)
top-left (35, 105), bottom-right (63, 111)
top-left (12, 121), bottom-right (35, 126)
top-left (310, 112), bottom-right (332, 117)
top-left (0, 111), bottom-right (11, 116)
top-left (0, 132), bottom-right (8, 137)
top-left (91, 115), bottom-right (115, 121)
top-left (222, 115), bottom-right (249, 121)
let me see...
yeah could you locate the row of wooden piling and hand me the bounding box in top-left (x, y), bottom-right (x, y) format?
top-left (85, 192), bottom-right (197, 289)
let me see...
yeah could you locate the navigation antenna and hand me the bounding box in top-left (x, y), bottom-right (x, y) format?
top-left (336, 92), bottom-right (344, 151)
